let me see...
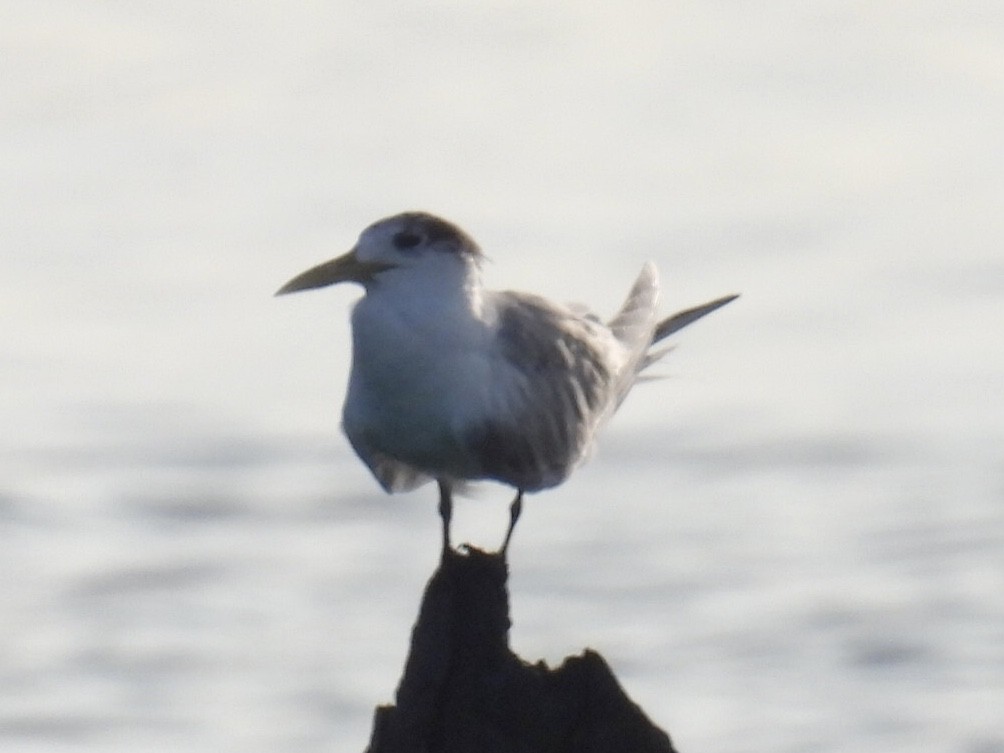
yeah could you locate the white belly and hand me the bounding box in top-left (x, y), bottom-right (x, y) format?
top-left (342, 296), bottom-right (491, 479)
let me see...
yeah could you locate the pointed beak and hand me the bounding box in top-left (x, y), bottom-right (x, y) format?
top-left (275, 250), bottom-right (395, 295)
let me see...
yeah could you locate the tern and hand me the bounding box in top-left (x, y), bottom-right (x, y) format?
top-left (278, 212), bottom-right (736, 555)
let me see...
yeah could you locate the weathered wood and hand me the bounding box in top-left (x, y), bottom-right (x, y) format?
top-left (364, 546), bottom-right (676, 753)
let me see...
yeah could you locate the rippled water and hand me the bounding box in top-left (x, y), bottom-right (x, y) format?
top-left (3, 4), bottom-right (1002, 752)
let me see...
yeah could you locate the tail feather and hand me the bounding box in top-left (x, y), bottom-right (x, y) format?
top-left (607, 261), bottom-right (660, 348)
top-left (606, 264), bottom-right (737, 404)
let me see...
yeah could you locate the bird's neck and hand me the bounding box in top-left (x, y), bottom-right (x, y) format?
top-left (365, 261), bottom-right (484, 322)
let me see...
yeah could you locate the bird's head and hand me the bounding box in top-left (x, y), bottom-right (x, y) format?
top-left (276, 212), bottom-right (484, 296)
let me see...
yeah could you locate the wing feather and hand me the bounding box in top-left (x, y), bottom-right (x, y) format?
top-left (463, 292), bottom-right (618, 491)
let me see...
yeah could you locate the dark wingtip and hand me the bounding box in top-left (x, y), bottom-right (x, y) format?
top-left (653, 292), bottom-right (740, 342)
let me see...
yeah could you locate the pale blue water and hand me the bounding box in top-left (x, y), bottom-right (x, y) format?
top-left (3, 4), bottom-right (1002, 752)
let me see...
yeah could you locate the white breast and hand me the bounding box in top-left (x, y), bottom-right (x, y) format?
top-left (342, 286), bottom-right (492, 480)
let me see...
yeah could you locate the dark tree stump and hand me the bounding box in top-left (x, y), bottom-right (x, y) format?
top-left (364, 546), bottom-right (677, 753)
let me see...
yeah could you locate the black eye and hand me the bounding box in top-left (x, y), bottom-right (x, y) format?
top-left (392, 231), bottom-right (422, 250)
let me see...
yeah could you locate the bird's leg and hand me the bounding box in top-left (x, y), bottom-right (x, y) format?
top-left (437, 479), bottom-right (453, 556)
top-left (500, 489), bottom-right (524, 556)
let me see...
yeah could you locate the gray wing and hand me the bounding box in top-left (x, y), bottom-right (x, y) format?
top-left (463, 292), bottom-right (619, 491)
top-left (460, 272), bottom-right (738, 491)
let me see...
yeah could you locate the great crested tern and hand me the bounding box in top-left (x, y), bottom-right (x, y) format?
top-left (278, 212), bottom-right (736, 554)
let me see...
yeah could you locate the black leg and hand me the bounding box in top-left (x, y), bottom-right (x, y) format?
top-left (501, 489), bottom-right (524, 555)
top-left (437, 479), bottom-right (453, 555)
